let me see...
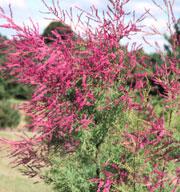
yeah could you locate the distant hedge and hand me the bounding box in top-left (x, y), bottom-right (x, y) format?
top-left (0, 34), bottom-right (33, 100)
top-left (0, 101), bottom-right (20, 129)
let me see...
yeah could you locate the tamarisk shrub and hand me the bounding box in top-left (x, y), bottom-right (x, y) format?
top-left (0, 0), bottom-right (179, 191)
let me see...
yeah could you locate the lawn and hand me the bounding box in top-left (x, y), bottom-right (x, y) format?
top-left (0, 130), bottom-right (53, 192)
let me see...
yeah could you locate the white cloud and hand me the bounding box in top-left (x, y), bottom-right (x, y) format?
top-left (174, 5), bottom-right (180, 13)
top-left (130, 1), bottom-right (159, 14)
top-left (88, 0), bottom-right (103, 6)
top-left (0, 0), bottom-right (26, 9)
top-left (142, 17), bottom-right (167, 33)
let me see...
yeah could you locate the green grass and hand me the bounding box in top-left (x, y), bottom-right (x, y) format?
top-left (0, 131), bottom-right (53, 192)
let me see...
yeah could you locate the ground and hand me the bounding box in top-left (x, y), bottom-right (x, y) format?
top-left (0, 130), bottom-right (53, 192)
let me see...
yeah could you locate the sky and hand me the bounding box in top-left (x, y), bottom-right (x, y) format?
top-left (0, 0), bottom-right (180, 53)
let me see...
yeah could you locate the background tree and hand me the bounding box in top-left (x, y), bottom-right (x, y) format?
top-left (42, 21), bottom-right (76, 44)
